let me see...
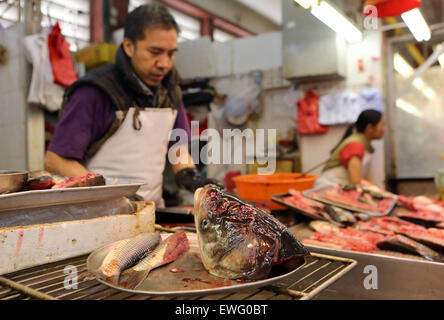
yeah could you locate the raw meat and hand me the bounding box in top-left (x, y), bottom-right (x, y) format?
top-left (52, 173), bottom-right (106, 189)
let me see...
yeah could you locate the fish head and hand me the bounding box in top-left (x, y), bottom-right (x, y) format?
top-left (194, 185), bottom-right (309, 280)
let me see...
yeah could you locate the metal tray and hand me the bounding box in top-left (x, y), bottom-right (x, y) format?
top-left (86, 232), bottom-right (308, 296)
top-left (302, 185), bottom-right (397, 216)
top-left (0, 170), bottom-right (28, 194)
top-left (0, 182), bottom-right (145, 212)
top-left (271, 193), bottom-right (329, 222)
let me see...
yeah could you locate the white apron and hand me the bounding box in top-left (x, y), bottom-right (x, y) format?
top-left (315, 152), bottom-right (372, 187)
top-left (86, 107), bottom-right (177, 207)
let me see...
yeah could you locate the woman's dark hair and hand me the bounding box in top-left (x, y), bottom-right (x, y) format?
top-left (124, 4), bottom-right (180, 42)
top-left (330, 109), bottom-right (383, 153)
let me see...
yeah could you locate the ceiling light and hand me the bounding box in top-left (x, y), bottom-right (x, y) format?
top-left (310, 0), bottom-right (362, 43)
top-left (434, 44), bottom-right (444, 68)
top-left (423, 87), bottom-right (437, 100)
top-left (394, 53), bottom-right (413, 76)
top-left (412, 78), bottom-right (424, 90)
top-left (396, 99), bottom-right (423, 118)
top-left (293, 0), bottom-right (317, 9)
top-left (401, 8), bottom-right (431, 42)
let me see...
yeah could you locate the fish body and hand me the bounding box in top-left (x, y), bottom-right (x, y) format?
top-left (119, 230), bottom-right (190, 289)
top-left (99, 232), bottom-right (161, 284)
top-left (193, 185), bottom-right (309, 281)
top-left (377, 235), bottom-right (444, 263)
top-left (26, 176), bottom-right (55, 190)
top-left (309, 220), bottom-right (340, 235)
top-left (324, 205), bottom-right (356, 225)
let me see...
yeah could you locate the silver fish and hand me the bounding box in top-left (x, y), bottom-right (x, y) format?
top-left (119, 230), bottom-right (190, 289)
top-left (98, 232), bottom-right (161, 284)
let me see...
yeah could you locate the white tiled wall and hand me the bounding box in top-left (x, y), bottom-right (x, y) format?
top-left (0, 23), bottom-right (28, 170)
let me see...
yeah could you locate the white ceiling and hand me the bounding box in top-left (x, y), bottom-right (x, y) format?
top-left (235, 0), bottom-right (282, 26)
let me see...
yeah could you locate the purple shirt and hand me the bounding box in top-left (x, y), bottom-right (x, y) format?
top-left (48, 85), bottom-right (191, 161)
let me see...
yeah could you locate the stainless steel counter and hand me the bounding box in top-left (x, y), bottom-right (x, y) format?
top-left (308, 245), bottom-right (444, 299)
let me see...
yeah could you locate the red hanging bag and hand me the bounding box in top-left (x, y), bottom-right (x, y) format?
top-left (297, 90), bottom-right (328, 135)
top-left (48, 22), bottom-right (78, 88)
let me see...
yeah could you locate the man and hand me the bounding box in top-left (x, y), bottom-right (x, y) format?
top-left (45, 4), bottom-right (216, 207)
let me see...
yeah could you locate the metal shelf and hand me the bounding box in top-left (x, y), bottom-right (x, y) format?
top-left (0, 252), bottom-right (356, 300)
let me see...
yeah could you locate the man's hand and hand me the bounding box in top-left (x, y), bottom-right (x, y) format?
top-left (44, 151), bottom-right (90, 178)
top-left (175, 167), bottom-right (223, 192)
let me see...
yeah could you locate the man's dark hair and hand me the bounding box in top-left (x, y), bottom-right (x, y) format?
top-left (124, 4), bottom-right (180, 42)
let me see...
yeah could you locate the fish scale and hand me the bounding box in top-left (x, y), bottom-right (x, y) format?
top-left (118, 231), bottom-right (190, 289)
top-left (193, 185), bottom-right (309, 281)
top-left (99, 233), bottom-right (161, 284)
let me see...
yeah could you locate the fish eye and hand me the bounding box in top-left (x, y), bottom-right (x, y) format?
top-left (201, 219), bottom-right (210, 230)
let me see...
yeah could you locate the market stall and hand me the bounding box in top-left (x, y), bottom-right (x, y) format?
top-left (1, 0), bottom-right (444, 303)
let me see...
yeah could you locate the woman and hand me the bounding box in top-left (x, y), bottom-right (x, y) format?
top-left (316, 109), bottom-right (387, 186)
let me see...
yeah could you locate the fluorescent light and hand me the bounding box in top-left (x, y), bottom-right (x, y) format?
top-left (439, 54), bottom-right (444, 68)
top-left (412, 78), bottom-right (424, 90)
top-left (394, 53), bottom-right (413, 76)
top-left (396, 99), bottom-right (423, 118)
top-left (394, 54), bottom-right (436, 101)
top-left (423, 87), bottom-right (437, 100)
top-left (434, 44), bottom-right (444, 68)
top-left (310, 1), bottom-right (362, 43)
top-left (401, 8), bottom-right (431, 42)
top-left (412, 78), bottom-right (436, 101)
top-left (294, 0), bottom-right (317, 9)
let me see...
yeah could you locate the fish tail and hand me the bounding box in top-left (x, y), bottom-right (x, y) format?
top-left (118, 269), bottom-right (151, 289)
top-left (78, 271), bottom-right (96, 281)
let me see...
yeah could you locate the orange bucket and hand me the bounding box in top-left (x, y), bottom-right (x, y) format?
top-left (233, 173), bottom-right (318, 210)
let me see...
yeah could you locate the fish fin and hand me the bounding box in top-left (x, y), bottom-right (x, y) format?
top-left (118, 269), bottom-right (151, 289)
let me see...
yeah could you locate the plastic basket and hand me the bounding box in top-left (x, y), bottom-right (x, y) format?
top-left (74, 43), bottom-right (117, 71)
top-left (233, 173), bottom-right (318, 210)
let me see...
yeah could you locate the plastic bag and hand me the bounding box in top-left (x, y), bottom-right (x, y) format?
top-left (223, 84), bottom-right (260, 127)
top-left (297, 90), bottom-right (328, 135)
top-left (24, 29), bottom-right (65, 111)
top-left (48, 22), bottom-right (78, 87)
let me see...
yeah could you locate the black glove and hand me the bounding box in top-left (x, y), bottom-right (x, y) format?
top-left (175, 167), bottom-right (223, 192)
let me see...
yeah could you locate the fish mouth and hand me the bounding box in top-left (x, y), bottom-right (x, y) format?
top-left (193, 186), bottom-right (209, 222)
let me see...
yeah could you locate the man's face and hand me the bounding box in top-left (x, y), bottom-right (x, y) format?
top-left (123, 26), bottom-right (178, 87)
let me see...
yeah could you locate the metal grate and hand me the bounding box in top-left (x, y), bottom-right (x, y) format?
top-left (0, 253), bottom-right (356, 300)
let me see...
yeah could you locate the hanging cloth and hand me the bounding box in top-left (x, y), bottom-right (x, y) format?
top-left (24, 28), bottom-right (65, 111)
top-left (48, 22), bottom-right (78, 87)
